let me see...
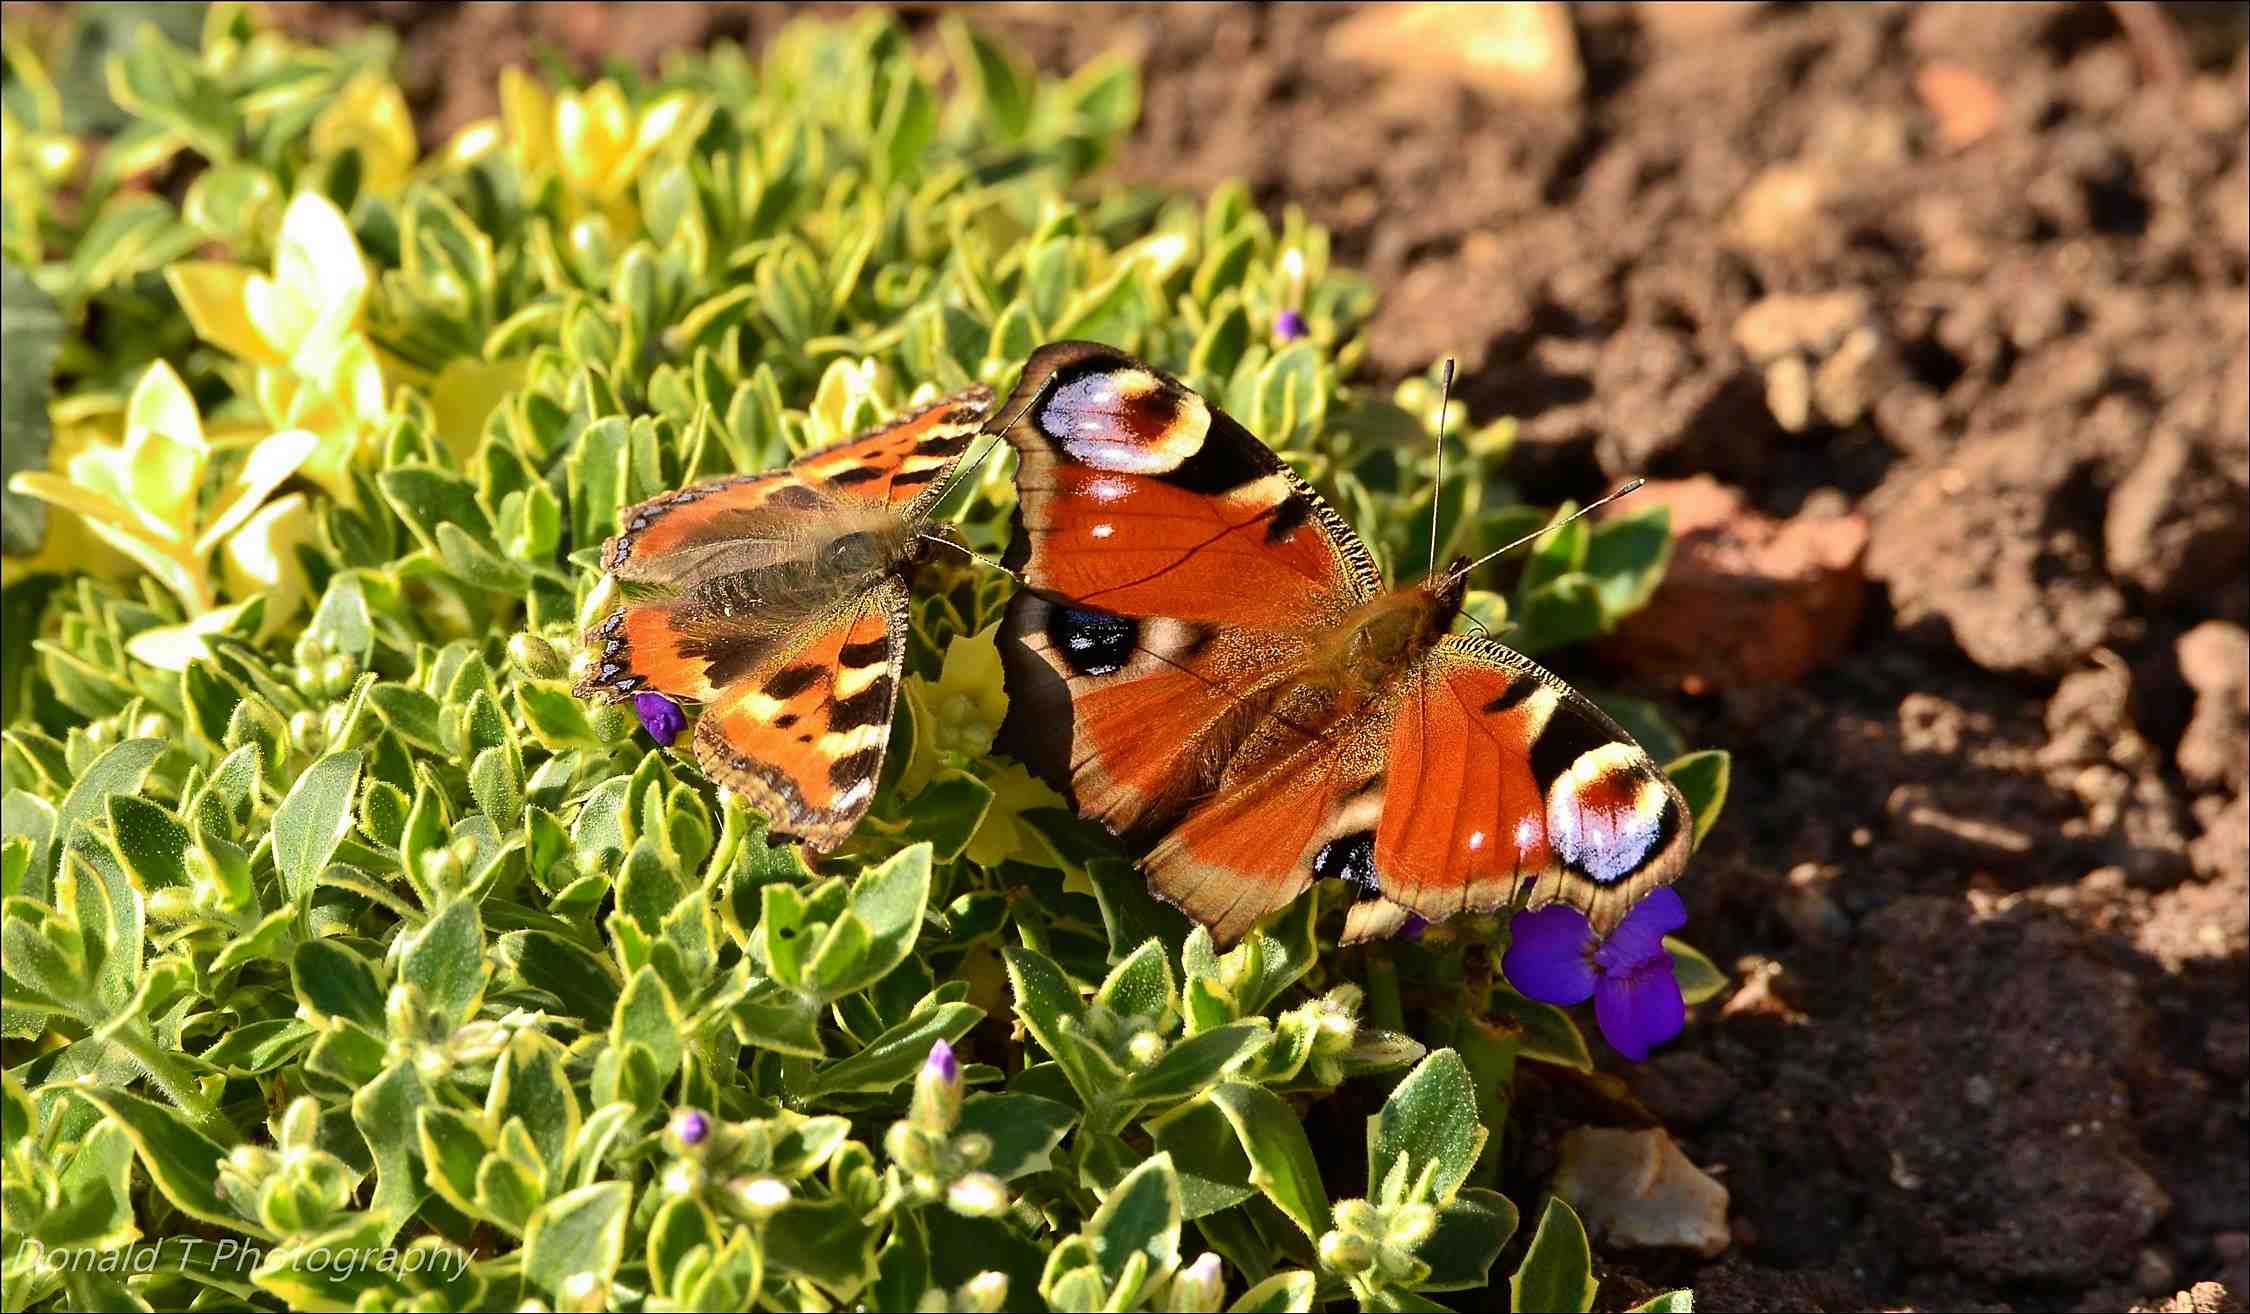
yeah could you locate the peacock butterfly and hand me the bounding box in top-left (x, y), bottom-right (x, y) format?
top-left (990, 342), bottom-right (1690, 944)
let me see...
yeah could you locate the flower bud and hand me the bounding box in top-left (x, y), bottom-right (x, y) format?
top-left (509, 633), bottom-right (566, 680)
top-left (731, 1175), bottom-right (791, 1221)
top-left (959, 1272), bottom-right (1010, 1313)
top-left (670, 1108), bottom-right (712, 1149)
top-left (1127, 1029), bottom-right (1166, 1068)
top-left (911, 1038), bottom-right (963, 1134)
top-left (1169, 1252), bottom-right (1226, 1313)
top-left (1318, 1228), bottom-right (1374, 1275)
top-left (288, 709), bottom-right (324, 754)
top-left (951, 1131), bottom-right (992, 1168)
top-left (147, 886), bottom-right (197, 923)
top-left (1389, 1203), bottom-right (1437, 1249)
top-left (945, 1172), bottom-right (1007, 1218)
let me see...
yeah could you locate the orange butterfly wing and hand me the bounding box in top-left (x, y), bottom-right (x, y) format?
top-left (576, 388), bottom-right (990, 849)
top-left (994, 342), bottom-right (1690, 942)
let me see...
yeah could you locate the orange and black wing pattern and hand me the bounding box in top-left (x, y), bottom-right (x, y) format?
top-left (575, 387), bottom-right (991, 849)
top-left (991, 342), bottom-right (1690, 943)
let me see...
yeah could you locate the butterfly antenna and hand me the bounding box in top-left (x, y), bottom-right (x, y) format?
top-left (919, 533), bottom-right (1024, 585)
top-left (1428, 358), bottom-right (1455, 577)
top-left (1445, 478), bottom-right (1648, 587)
top-left (925, 381), bottom-right (1048, 513)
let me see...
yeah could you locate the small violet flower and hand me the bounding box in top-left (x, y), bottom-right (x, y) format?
top-left (1273, 308), bottom-right (1309, 343)
top-left (634, 691), bottom-right (687, 746)
top-left (912, 1037), bottom-right (964, 1133)
top-left (1501, 887), bottom-right (1687, 1062)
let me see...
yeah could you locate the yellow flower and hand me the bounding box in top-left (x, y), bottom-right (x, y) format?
top-left (899, 624), bottom-right (1008, 796)
top-left (310, 72), bottom-right (416, 196)
top-left (965, 761), bottom-right (1067, 870)
top-left (166, 190), bottom-right (384, 501)
top-left (502, 68), bottom-right (695, 218)
top-left (7, 362), bottom-right (319, 668)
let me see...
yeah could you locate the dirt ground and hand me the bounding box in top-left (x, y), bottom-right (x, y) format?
top-left (272, 4), bottom-right (2250, 1309)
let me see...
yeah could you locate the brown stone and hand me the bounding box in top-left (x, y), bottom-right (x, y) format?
top-left (1599, 477), bottom-right (1868, 688)
top-left (1327, 2), bottom-right (1583, 106)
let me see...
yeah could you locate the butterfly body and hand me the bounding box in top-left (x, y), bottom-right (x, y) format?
top-left (994, 342), bottom-right (1688, 945)
top-left (576, 386), bottom-right (993, 851)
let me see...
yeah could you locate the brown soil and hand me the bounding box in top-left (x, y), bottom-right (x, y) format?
top-left (273, 3), bottom-right (2250, 1309)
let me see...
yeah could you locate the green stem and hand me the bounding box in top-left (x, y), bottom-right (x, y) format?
top-left (1365, 955), bottom-right (1405, 1034)
top-left (108, 1017), bottom-right (234, 1138)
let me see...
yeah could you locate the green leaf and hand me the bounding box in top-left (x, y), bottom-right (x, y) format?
top-left (808, 1000), bottom-right (981, 1095)
top-left (1627, 1292), bottom-right (1697, 1313)
top-left (399, 899), bottom-right (486, 1027)
top-left (1418, 1188), bottom-right (1518, 1292)
top-left (2, 262), bottom-right (63, 557)
top-left (1665, 937), bottom-right (1728, 1006)
top-left (1665, 750), bottom-right (1730, 848)
top-left (956, 1093), bottom-right (1076, 1181)
top-left (69, 1087), bottom-right (269, 1238)
top-left (1147, 1097), bottom-right (1255, 1218)
top-left (1371, 1049), bottom-right (1485, 1208)
top-left (1230, 1270), bottom-right (1318, 1313)
top-left (1097, 936), bottom-right (1177, 1028)
top-left (1583, 506), bottom-right (1672, 622)
top-left (1120, 1021), bottom-right (1268, 1107)
top-left (1489, 985), bottom-right (1594, 1071)
top-left (1206, 1082), bottom-right (1331, 1241)
top-left (1084, 1152), bottom-right (1182, 1290)
top-left (523, 1181), bottom-right (633, 1303)
top-left (943, 17), bottom-right (1032, 140)
top-left (44, 739), bottom-right (165, 888)
top-left (273, 751), bottom-right (363, 909)
top-left (818, 842), bottom-right (932, 999)
top-left (1510, 1196), bottom-right (1599, 1314)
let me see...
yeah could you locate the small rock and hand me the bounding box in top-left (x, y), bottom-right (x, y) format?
top-left (1597, 477), bottom-right (1868, 688)
top-left (1915, 61), bottom-right (2006, 148)
top-left (2107, 429), bottom-right (2250, 605)
top-left (1552, 1126), bottom-right (1732, 1257)
top-left (1732, 162), bottom-right (1831, 252)
top-left (1328, 2), bottom-right (1582, 105)
top-left (2189, 792), bottom-right (2247, 885)
top-left (2176, 622), bottom-right (2249, 794)
top-left (1630, 1052), bottom-right (1738, 1127)
top-left (1634, 1), bottom-right (1765, 42)
top-left (2131, 1281), bottom-right (2238, 1314)
top-left (1733, 290), bottom-right (1899, 433)
top-left (1867, 431), bottom-right (2125, 676)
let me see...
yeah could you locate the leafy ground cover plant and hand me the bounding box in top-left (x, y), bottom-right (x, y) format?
top-left (2, 8), bottom-right (1727, 1310)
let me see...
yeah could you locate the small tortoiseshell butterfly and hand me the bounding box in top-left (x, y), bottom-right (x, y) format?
top-left (575, 386), bottom-right (994, 851)
top-left (992, 342), bottom-right (1689, 945)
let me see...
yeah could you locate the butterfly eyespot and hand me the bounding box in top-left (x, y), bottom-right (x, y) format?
top-left (1046, 604), bottom-right (1137, 677)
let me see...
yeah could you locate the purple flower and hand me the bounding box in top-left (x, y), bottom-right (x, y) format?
top-left (1501, 888), bottom-right (1687, 1062)
top-left (912, 1036), bottom-right (964, 1132)
top-left (671, 1108), bottom-right (710, 1146)
top-left (635, 692), bottom-right (687, 746)
top-left (1273, 308), bottom-right (1308, 342)
top-left (924, 1037), bottom-right (960, 1085)
top-left (1399, 913), bottom-right (1429, 942)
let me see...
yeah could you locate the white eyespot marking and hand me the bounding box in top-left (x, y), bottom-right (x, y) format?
top-left (1084, 476), bottom-right (1134, 504)
top-left (1545, 744), bottom-right (1666, 885)
top-left (1041, 370), bottom-right (1208, 473)
top-left (1091, 523), bottom-right (1114, 539)
top-left (1467, 830), bottom-right (1487, 852)
top-left (1514, 815), bottom-right (1543, 854)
